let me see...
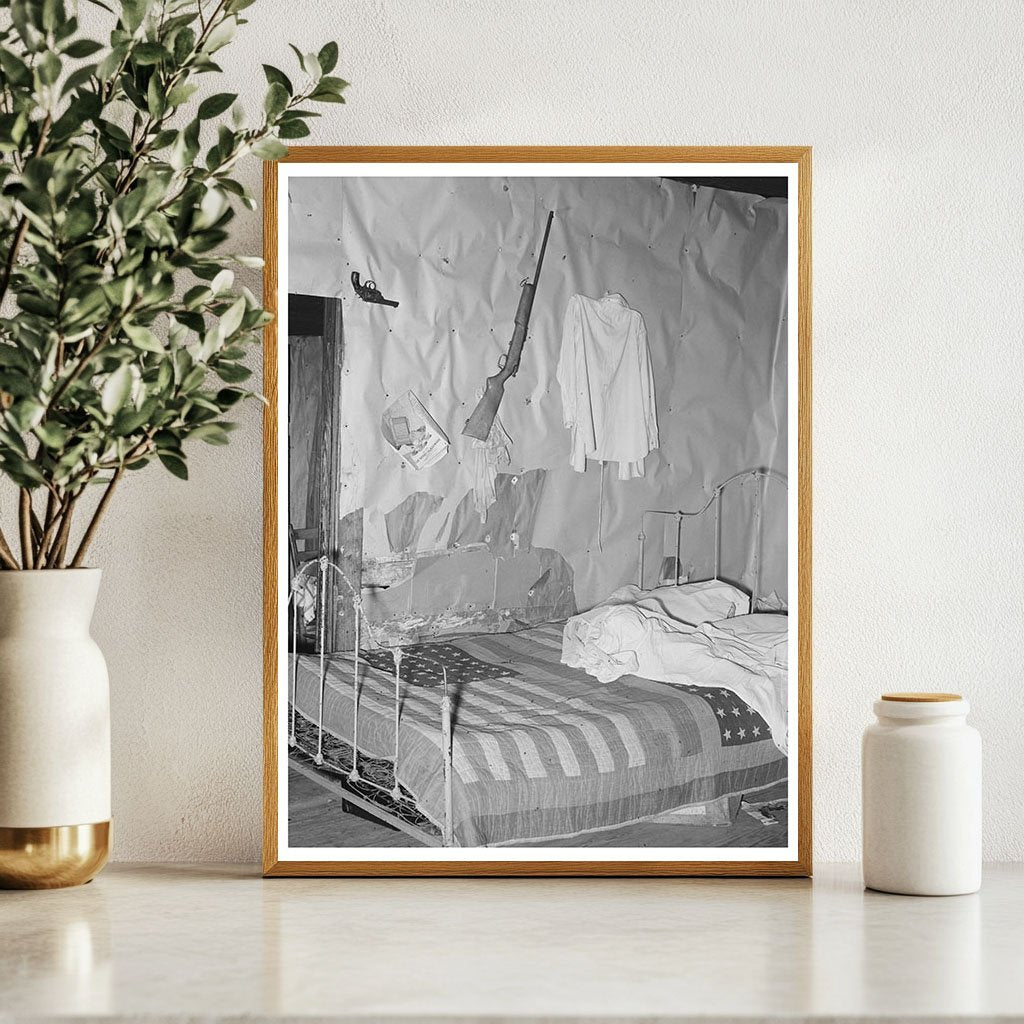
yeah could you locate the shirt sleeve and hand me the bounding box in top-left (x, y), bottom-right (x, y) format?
top-left (556, 295), bottom-right (579, 430)
top-left (636, 312), bottom-right (659, 451)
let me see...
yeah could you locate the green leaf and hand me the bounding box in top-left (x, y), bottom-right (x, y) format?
top-left (123, 322), bottom-right (164, 353)
top-left (61, 63), bottom-right (98, 96)
top-left (101, 365), bottom-right (133, 415)
top-left (121, 0), bottom-right (152, 33)
top-left (203, 16), bottom-right (236, 53)
top-left (214, 362), bottom-right (251, 383)
top-left (132, 42), bottom-right (168, 66)
top-left (181, 364), bottom-right (206, 391)
top-left (158, 452), bottom-right (188, 479)
top-left (41, 0), bottom-right (66, 33)
top-left (210, 268), bottom-right (233, 294)
top-left (0, 49), bottom-right (33, 86)
top-left (112, 405), bottom-right (152, 435)
top-left (218, 296), bottom-right (246, 339)
top-left (1, 456), bottom-right (46, 487)
top-left (318, 75), bottom-right (349, 94)
top-left (264, 81), bottom-right (288, 117)
top-left (251, 137), bottom-right (287, 160)
top-left (317, 41), bottom-right (339, 75)
top-left (189, 422), bottom-right (231, 445)
top-left (229, 254), bottom-right (264, 269)
top-left (10, 1), bottom-right (44, 51)
top-left (278, 120), bottom-right (310, 140)
top-left (309, 87), bottom-right (346, 104)
top-left (9, 399), bottom-right (45, 432)
top-left (38, 51), bottom-right (62, 86)
top-left (34, 421), bottom-right (70, 449)
top-left (182, 284), bottom-right (211, 309)
top-left (166, 82), bottom-right (199, 107)
top-left (198, 91), bottom-right (237, 119)
top-left (216, 388), bottom-right (247, 408)
top-left (63, 38), bottom-right (104, 58)
top-left (172, 26), bottom-right (196, 65)
top-left (96, 43), bottom-right (127, 80)
top-left (147, 75), bottom-right (166, 117)
top-left (262, 64), bottom-right (292, 94)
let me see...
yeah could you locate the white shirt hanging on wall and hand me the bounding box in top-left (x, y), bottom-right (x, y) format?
top-left (556, 292), bottom-right (659, 480)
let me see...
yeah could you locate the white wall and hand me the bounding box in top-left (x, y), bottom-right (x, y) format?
top-left (67, 0), bottom-right (1024, 863)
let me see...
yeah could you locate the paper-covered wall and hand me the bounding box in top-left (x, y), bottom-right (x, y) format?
top-left (288, 175), bottom-right (787, 621)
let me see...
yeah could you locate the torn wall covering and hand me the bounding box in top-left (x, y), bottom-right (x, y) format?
top-left (287, 176), bottom-right (787, 633)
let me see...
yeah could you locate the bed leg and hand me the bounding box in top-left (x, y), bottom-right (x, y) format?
top-left (674, 512), bottom-right (682, 586)
top-left (441, 667), bottom-right (454, 848)
top-left (637, 519), bottom-right (646, 589)
top-left (391, 648), bottom-right (403, 801)
top-left (314, 556), bottom-right (328, 766)
top-left (288, 594), bottom-right (298, 747)
top-left (349, 599), bottom-right (361, 784)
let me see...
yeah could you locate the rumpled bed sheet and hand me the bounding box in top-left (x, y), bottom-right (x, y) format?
top-left (562, 582), bottom-right (789, 754)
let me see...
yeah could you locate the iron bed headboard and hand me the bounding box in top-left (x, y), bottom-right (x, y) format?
top-left (637, 467), bottom-right (788, 610)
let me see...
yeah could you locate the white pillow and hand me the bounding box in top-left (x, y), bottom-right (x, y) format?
top-left (633, 579), bottom-right (750, 626)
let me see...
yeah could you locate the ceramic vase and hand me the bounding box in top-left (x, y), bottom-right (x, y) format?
top-left (0, 569), bottom-right (111, 888)
top-left (862, 692), bottom-right (981, 896)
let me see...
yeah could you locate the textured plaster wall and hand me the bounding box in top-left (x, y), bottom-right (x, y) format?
top-left (59, 0), bottom-right (1024, 862)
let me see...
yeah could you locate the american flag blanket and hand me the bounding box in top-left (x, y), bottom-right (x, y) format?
top-left (290, 621), bottom-right (787, 846)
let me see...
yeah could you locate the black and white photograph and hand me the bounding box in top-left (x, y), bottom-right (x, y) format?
top-left (267, 151), bottom-right (809, 872)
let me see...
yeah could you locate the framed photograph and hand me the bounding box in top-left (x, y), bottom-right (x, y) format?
top-left (263, 147), bottom-right (811, 876)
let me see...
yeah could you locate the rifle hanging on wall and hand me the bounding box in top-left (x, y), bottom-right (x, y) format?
top-left (462, 210), bottom-right (554, 440)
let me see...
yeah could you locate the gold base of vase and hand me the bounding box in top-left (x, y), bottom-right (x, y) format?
top-left (0, 821), bottom-right (110, 889)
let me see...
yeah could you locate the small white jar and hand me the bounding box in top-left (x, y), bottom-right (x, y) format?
top-left (862, 693), bottom-right (981, 896)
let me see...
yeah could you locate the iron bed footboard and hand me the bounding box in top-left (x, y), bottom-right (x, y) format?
top-left (287, 555), bottom-right (455, 848)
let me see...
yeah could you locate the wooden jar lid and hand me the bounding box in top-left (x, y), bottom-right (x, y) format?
top-left (881, 692), bottom-right (962, 702)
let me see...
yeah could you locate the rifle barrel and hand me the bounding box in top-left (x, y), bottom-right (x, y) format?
top-left (531, 211), bottom-right (555, 288)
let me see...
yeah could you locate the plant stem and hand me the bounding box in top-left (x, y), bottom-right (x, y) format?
top-left (46, 300), bottom-right (139, 414)
top-left (18, 489), bottom-right (34, 569)
top-left (29, 507), bottom-right (43, 545)
top-left (44, 493), bottom-right (77, 569)
top-left (0, 527), bottom-right (19, 570)
top-left (35, 488), bottom-right (67, 566)
top-left (0, 114), bottom-right (52, 308)
top-left (0, 216), bottom-right (30, 310)
top-left (70, 466), bottom-right (124, 568)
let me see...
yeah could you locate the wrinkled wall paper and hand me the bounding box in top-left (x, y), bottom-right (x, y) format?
top-left (288, 175), bottom-right (787, 614)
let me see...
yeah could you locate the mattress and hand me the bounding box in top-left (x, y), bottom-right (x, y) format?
top-left (290, 620), bottom-right (787, 846)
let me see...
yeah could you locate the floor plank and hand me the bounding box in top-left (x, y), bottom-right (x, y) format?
top-left (288, 767), bottom-right (416, 848)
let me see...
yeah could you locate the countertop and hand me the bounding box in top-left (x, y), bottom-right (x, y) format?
top-left (2, 863), bottom-right (1022, 1022)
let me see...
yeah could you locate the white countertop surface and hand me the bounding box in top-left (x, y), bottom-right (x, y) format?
top-left (1, 862), bottom-right (1022, 1021)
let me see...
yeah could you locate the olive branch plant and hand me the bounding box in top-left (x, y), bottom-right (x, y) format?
top-left (0, 0), bottom-right (345, 569)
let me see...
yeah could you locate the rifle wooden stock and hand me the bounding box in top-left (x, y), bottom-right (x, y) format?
top-left (462, 211), bottom-right (554, 440)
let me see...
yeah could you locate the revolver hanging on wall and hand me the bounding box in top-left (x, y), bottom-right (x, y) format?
top-left (462, 210), bottom-right (554, 441)
top-left (351, 271), bottom-right (399, 308)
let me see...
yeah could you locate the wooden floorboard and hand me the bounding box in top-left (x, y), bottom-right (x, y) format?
top-left (288, 766), bottom-right (788, 850)
top-left (288, 767), bottom-right (416, 848)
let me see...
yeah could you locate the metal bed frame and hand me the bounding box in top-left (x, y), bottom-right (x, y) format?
top-left (637, 467), bottom-right (787, 609)
top-left (287, 556), bottom-right (455, 847)
top-left (287, 467), bottom-right (787, 849)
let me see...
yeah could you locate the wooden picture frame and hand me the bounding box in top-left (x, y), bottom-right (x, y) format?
top-left (263, 147), bottom-right (812, 876)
